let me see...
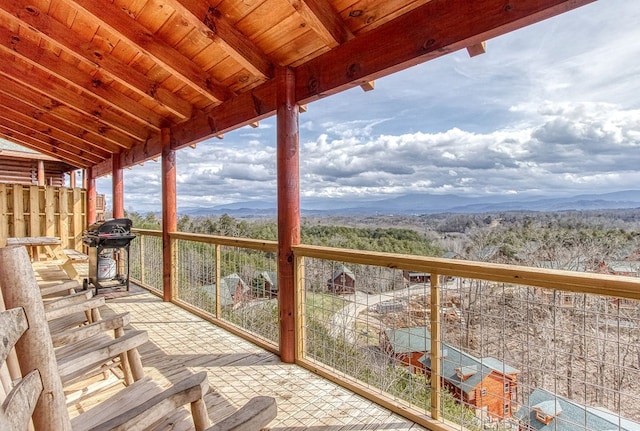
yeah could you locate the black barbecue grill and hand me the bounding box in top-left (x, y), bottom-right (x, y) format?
top-left (82, 218), bottom-right (136, 294)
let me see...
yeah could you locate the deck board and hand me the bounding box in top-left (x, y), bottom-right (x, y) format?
top-left (33, 261), bottom-right (426, 430)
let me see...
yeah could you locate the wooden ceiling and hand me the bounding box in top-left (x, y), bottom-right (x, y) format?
top-left (0, 0), bottom-right (594, 175)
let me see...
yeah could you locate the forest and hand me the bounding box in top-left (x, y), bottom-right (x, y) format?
top-left (126, 208), bottom-right (640, 267)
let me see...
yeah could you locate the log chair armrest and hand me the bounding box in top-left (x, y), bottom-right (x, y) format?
top-left (51, 312), bottom-right (131, 347)
top-left (57, 329), bottom-right (148, 386)
top-left (74, 371), bottom-right (210, 431)
top-left (40, 280), bottom-right (81, 297)
top-left (43, 290), bottom-right (93, 312)
top-left (45, 296), bottom-right (105, 321)
top-left (205, 396), bottom-right (277, 431)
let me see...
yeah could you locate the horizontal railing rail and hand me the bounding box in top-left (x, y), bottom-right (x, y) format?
top-left (293, 244), bottom-right (640, 299)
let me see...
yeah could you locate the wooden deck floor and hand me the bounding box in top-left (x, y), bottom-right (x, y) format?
top-left (35, 261), bottom-right (427, 430)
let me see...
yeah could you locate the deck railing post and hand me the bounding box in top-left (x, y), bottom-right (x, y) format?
top-left (294, 255), bottom-right (305, 360)
top-left (162, 128), bottom-right (177, 302)
top-left (215, 244), bottom-right (221, 318)
top-left (430, 272), bottom-right (442, 420)
top-left (276, 65), bottom-right (300, 363)
top-left (139, 234), bottom-right (146, 285)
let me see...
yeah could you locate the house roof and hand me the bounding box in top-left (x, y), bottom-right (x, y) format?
top-left (605, 261), bottom-right (640, 273)
top-left (515, 388), bottom-right (640, 431)
top-left (382, 326), bottom-right (430, 355)
top-left (0, 0), bottom-right (592, 171)
top-left (256, 271), bottom-right (278, 289)
top-left (331, 264), bottom-right (355, 281)
top-left (203, 273), bottom-right (247, 306)
top-left (383, 326), bottom-right (519, 394)
top-left (441, 251), bottom-right (461, 260)
top-left (420, 343), bottom-right (496, 396)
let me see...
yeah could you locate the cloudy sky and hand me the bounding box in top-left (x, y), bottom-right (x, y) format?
top-left (98, 0), bottom-right (640, 213)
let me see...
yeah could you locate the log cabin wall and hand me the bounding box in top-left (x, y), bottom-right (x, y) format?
top-left (0, 156), bottom-right (66, 186)
top-left (0, 184), bottom-right (86, 251)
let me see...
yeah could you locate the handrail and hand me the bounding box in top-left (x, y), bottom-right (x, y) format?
top-left (292, 244), bottom-right (640, 299)
top-left (131, 228), bottom-right (162, 237)
top-left (169, 231), bottom-right (278, 252)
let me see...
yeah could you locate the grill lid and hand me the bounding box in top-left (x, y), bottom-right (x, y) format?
top-left (85, 218), bottom-right (133, 236)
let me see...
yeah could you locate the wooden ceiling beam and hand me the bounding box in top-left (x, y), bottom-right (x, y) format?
top-left (295, 0), bottom-right (596, 103)
top-left (0, 57), bottom-right (155, 142)
top-left (0, 131), bottom-right (91, 168)
top-left (0, 122), bottom-right (99, 167)
top-left (0, 94), bottom-right (118, 157)
top-left (0, 92), bottom-right (128, 153)
top-left (167, 1), bottom-right (274, 79)
top-left (67, 0), bottom-right (233, 104)
top-left (0, 2), bottom-right (192, 121)
top-left (169, 81), bottom-right (277, 151)
top-left (287, 0), bottom-right (354, 47)
top-left (0, 28), bottom-right (165, 131)
top-left (0, 77), bottom-right (142, 152)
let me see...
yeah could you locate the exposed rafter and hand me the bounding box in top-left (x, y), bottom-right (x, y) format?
top-left (287, 0), bottom-right (354, 47)
top-left (67, 0), bottom-right (234, 105)
top-left (166, 1), bottom-right (274, 79)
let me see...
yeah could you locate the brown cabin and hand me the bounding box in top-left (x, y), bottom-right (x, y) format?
top-left (418, 343), bottom-right (520, 421)
top-left (0, 141), bottom-right (75, 187)
top-left (328, 265), bottom-right (356, 294)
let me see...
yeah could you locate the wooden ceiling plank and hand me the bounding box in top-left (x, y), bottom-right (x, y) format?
top-left (0, 90), bottom-right (130, 153)
top-left (0, 76), bottom-right (142, 151)
top-left (0, 1), bottom-right (192, 120)
top-left (295, 0), bottom-right (596, 103)
top-left (0, 56), bottom-right (154, 142)
top-left (67, 0), bottom-right (233, 103)
top-left (0, 93), bottom-right (119, 157)
top-left (166, 1), bottom-right (274, 79)
top-left (0, 27), bottom-right (166, 131)
top-left (286, 0), bottom-right (354, 47)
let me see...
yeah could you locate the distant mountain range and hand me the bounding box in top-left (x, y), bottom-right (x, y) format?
top-left (180, 190), bottom-right (640, 217)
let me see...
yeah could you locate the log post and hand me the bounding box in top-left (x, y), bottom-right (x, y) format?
top-left (276, 66), bottom-right (300, 363)
top-left (112, 155), bottom-right (124, 219)
top-left (87, 167), bottom-right (97, 226)
top-left (0, 246), bottom-right (72, 430)
top-left (161, 128), bottom-right (177, 302)
top-left (37, 160), bottom-right (45, 186)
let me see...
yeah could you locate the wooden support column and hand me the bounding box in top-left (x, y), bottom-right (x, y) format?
top-left (87, 167), bottom-right (97, 226)
top-left (69, 170), bottom-right (76, 189)
top-left (112, 155), bottom-right (124, 219)
top-left (276, 66), bottom-right (300, 364)
top-left (161, 128), bottom-right (177, 302)
top-left (37, 160), bottom-right (45, 186)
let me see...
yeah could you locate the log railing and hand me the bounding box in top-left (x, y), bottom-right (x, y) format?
top-left (130, 229), bottom-right (640, 431)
